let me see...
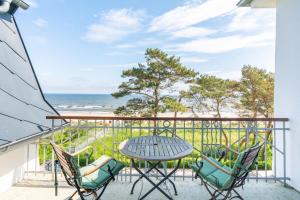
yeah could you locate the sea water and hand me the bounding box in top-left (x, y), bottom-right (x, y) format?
top-left (45, 93), bottom-right (129, 112)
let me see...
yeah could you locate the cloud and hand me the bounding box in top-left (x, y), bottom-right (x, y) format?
top-left (181, 57), bottom-right (207, 64)
top-left (171, 27), bottom-right (216, 38)
top-left (171, 31), bottom-right (275, 53)
top-left (149, 0), bottom-right (236, 32)
top-left (84, 9), bottom-right (146, 43)
top-left (33, 18), bottom-right (48, 28)
top-left (115, 44), bottom-right (137, 49)
top-left (147, 0), bottom-right (275, 55)
top-left (226, 8), bottom-right (275, 32)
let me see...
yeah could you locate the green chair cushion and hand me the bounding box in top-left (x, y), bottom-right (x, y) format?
top-left (79, 155), bottom-right (125, 190)
top-left (192, 157), bottom-right (234, 190)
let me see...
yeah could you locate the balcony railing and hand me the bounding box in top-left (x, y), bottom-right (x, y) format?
top-left (27, 116), bottom-right (289, 185)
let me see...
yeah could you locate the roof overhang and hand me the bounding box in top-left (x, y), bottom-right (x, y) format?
top-left (237, 0), bottom-right (276, 8)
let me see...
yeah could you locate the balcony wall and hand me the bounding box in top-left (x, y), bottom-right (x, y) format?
top-left (275, 0), bottom-right (300, 191)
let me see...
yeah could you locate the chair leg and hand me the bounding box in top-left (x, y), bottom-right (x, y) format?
top-left (68, 190), bottom-right (78, 200)
top-left (220, 190), bottom-right (232, 200)
top-left (78, 191), bottom-right (86, 200)
top-left (95, 180), bottom-right (110, 200)
top-left (229, 189), bottom-right (243, 200)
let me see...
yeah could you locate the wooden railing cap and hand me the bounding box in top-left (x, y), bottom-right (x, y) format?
top-left (46, 116), bottom-right (289, 122)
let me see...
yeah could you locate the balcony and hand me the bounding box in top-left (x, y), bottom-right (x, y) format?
top-left (1, 116), bottom-right (298, 200)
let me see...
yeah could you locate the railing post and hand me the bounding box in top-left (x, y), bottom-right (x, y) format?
top-left (273, 121), bottom-right (277, 183)
top-left (192, 119), bottom-right (195, 181)
top-left (51, 119), bottom-right (55, 181)
top-left (130, 120), bottom-right (133, 183)
top-left (112, 120), bottom-right (115, 158)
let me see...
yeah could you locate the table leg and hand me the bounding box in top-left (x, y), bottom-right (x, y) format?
top-left (131, 159), bottom-right (173, 200)
top-left (149, 161), bottom-right (178, 195)
top-left (130, 159), bottom-right (160, 194)
top-left (139, 159), bottom-right (181, 200)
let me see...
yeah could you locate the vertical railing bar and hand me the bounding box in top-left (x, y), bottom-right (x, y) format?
top-left (43, 144), bottom-right (46, 176)
top-left (256, 161), bottom-right (258, 183)
top-left (238, 121), bottom-right (240, 153)
top-left (77, 120), bottom-right (80, 166)
top-left (201, 120), bottom-right (204, 154)
top-left (183, 120), bottom-right (186, 181)
top-left (139, 120), bottom-right (141, 171)
top-left (192, 119), bottom-right (195, 181)
top-left (246, 120), bottom-right (250, 183)
top-left (60, 119), bottom-right (63, 145)
top-left (210, 120), bottom-right (213, 157)
top-left (112, 120), bottom-right (115, 158)
top-left (274, 120), bottom-right (277, 183)
top-left (264, 121), bottom-right (268, 182)
top-left (229, 121), bottom-right (232, 167)
top-left (130, 120), bottom-right (133, 183)
top-left (68, 120), bottom-right (72, 154)
top-left (51, 119), bottom-right (55, 181)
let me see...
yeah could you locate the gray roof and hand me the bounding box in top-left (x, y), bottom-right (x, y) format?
top-left (0, 11), bottom-right (62, 150)
top-left (237, 0), bottom-right (276, 8)
top-left (237, 0), bottom-right (253, 7)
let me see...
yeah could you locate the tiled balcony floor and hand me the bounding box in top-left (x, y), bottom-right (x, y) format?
top-left (1, 179), bottom-right (300, 200)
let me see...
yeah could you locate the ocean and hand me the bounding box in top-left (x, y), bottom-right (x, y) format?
top-left (45, 94), bottom-right (129, 112)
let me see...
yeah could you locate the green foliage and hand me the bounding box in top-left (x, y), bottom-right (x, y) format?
top-left (112, 48), bottom-right (197, 117)
top-left (238, 65), bottom-right (274, 117)
top-left (185, 75), bottom-right (239, 117)
top-left (40, 122), bottom-right (274, 171)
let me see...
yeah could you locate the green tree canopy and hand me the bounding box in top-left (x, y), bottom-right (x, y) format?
top-left (185, 75), bottom-right (239, 117)
top-left (112, 48), bottom-right (197, 117)
top-left (238, 65), bottom-right (274, 118)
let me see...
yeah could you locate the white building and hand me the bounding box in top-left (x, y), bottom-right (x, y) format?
top-left (0, 0), bottom-right (60, 192)
top-left (238, 0), bottom-right (300, 191)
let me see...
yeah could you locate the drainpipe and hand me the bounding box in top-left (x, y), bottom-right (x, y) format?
top-left (0, 0), bottom-right (12, 13)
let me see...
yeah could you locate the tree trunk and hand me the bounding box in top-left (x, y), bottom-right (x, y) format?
top-left (216, 102), bottom-right (229, 147)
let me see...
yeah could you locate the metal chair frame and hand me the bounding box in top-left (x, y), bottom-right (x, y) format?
top-left (51, 142), bottom-right (117, 200)
top-left (195, 143), bottom-right (262, 200)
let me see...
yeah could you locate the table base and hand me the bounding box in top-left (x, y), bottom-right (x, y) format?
top-left (130, 159), bottom-right (181, 200)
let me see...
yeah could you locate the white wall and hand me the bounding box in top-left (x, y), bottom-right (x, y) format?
top-left (0, 144), bottom-right (39, 193)
top-left (275, 0), bottom-right (300, 191)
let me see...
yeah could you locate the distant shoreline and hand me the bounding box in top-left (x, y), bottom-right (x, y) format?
top-left (57, 110), bottom-right (238, 117)
top-left (45, 93), bottom-right (238, 117)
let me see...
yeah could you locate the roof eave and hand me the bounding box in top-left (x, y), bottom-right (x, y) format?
top-left (237, 0), bottom-right (276, 8)
top-left (237, 0), bottom-right (253, 7)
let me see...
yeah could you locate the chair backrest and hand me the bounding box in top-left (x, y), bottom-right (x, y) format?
top-left (233, 143), bottom-right (262, 177)
top-left (50, 142), bottom-right (80, 185)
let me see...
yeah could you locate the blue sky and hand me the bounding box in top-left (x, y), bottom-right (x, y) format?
top-left (15, 0), bottom-right (276, 94)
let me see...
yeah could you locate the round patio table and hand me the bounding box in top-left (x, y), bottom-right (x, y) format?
top-left (119, 135), bottom-right (193, 200)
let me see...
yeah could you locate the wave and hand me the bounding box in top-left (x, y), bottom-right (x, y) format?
top-left (54, 104), bottom-right (115, 111)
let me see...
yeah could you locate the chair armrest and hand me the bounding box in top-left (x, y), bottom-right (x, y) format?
top-left (71, 146), bottom-right (92, 156)
top-left (201, 154), bottom-right (233, 177)
top-left (216, 145), bottom-right (239, 161)
top-left (222, 145), bottom-right (239, 155)
top-left (82, 156), bottom-right (114, 177)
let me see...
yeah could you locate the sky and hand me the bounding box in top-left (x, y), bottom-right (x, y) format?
top-left (15, 0), bottom-right (276, 94)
